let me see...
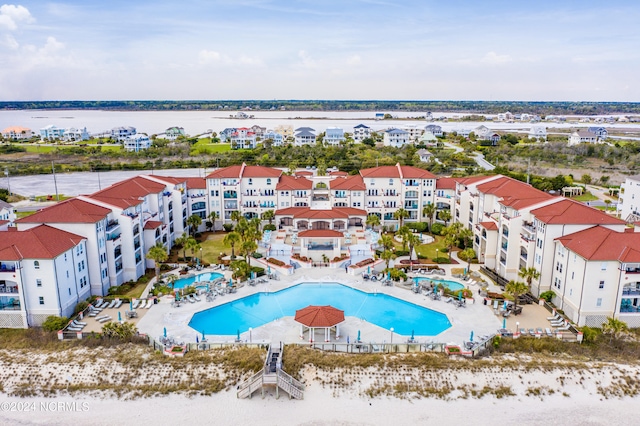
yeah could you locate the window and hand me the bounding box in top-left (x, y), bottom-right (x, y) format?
top-left (601, 262), bottom-right (607, 271)
top-left (596, 298), bottom-right (602, 307)
top-left (34, 261), bottom-right (40, 269)
top-left (599, 280), bottom-right (605, 289)
top-left (68, 288), bottom-right (71, 295)
top-left (571, 272), bottom-right (574, 279)
top-left (39, 297), bottom-right (44, 305)
top-left (389, 179), bottom-right (393, 186)
top-left (248, 178), bottom-right (253, 185)
top-left (36, 279), bottom-right (42, 287)
top-left (266, 178), bottom-right (271, 185)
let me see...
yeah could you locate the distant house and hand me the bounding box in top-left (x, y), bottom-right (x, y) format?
top-left (250, 125), bottom-right (266, 138)
top-left (352, 124), bottom-right (371, 143)
top-left (568, 130), bottom-right (598, 146)
top-left (165, 126), bottom-right (185, 141)
top-left (375, 113), bottom-right (385, 120)
top-left (63, 127), bottom-right (89, 142)
top-left (111, 126), bottom-right (136, 142)
top-left (496, 111), bottom-right (513, 121)
top-left (274, 125), bottom-right (294, 139)
top-left (474, 126), bottom-right (500, 144)
top-left (419, 132), bottom-right (438, 147)
top-left (424, 124), bottom-right (443, 137)
top-left (0, 199), bottom-right (16, 228)
top-left (323, 127), bottom-right (346, 146)
top-left (528, 126), bottom-right (547, 141)
top-left (416, 149), bottom-right (434, 163)
top-left (456, 129), bottom-right (472, 138)
top-left (587, 126), bottom-right (608, 141)
top-left (383, 128), bottom-right (410, 147)
top-left (263, 130), bottom-right (284, 146)
top-left (230, 127), bottom-right (257, 149)
top-left (219, 128), bottom-right (237, 142)
top-left (402, 125), bottom-right (424, 141)
top-left (294, 127), bottom-right (317, 146)
top-left (2, 126), bottom-right (33, 140)
top-left (123, 134), bottom-right (151, 151)
top-left (40, 125), bottom-right (65, 140)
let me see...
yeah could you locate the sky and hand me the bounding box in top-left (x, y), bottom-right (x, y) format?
top-left (0, 0), bottom-right (639, 102)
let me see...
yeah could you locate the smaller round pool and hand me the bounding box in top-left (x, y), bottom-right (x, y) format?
top-left (413, 277), bottom-right (465, 292)
top-left (173, 272), bottom-right (224, 289)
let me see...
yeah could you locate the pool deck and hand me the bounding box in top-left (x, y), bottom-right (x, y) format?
top-left (136, 264), bottom-right (504, 347)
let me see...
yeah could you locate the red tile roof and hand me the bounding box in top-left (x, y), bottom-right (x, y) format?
top-left (531, 199), bottom-right (625, 225)
top-left (143, 220), bottom-right (163, 230)
top-left (183, 177), bottom-right (207, 190)
top-left (148, 175), bottom-right (185, 185)
top-left (295, 171), bottom-right (314, 176)
top-left (0, 224), bottom-right (84, 260)
top-left (399, 165), bottom-right (436, 179)
top-left (275, 207), bottom-right (367, 219)
top-left (205, 163), bottom-right (282, 179)
top-left (206, 165), bottom-right (243, 179)
top-left (360, 164), bottom-right (435, 179)
top-left (479, 221), bottom-right (498, 230)
top-left (298, 229), bottom-right (344, 238)
top-left (88, 176), bottom-right (166, 209)
top-left (436, 177), bottom-right (458, 190)
top-left (330, 175), bottom-right (366, 191)
top-left (556, 226), bottom-right (640, 262)
top-left (276, 175), bottom-right (313, 191)
top-left (16, 198), bottom-right (110, 224)
top-left (329, 171), bottom-right (348, 176)
top-left (294, 305), bottom-right (345, 327)
top-left (477, 176), bottom-right (553, 210)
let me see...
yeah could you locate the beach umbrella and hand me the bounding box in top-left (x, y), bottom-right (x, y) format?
top-left (470, 331), bottom-right (474, 342)
top-left (202, 330), bottom-right (206, 340)
top-left (163, 327), bottom-right (167, 337)
top-left (117, 311), bottom-right (122, 322)
top-left (503, 300), bottom-right (508, 310)
top-left (410, 330), bottom-right (415, 341)
top-left (251, 271), bottom-right (255, 280)
top-left (347, 336), bottom-right (350, 344)
top-left (196, 335), bottom-right (199, 343)
top-left (206, 283), bottom-right (210, 293)
top-left (357, 330), bottom-right (361, 341)
top-left (458, 291), bottom-right (462, 301)
top-left (267, 266), bottom-right (271, 274)
top-left (502, 318), bottom-right (506, 329)
top-left (367, 266), bottom-right (370, 274)
top-left (129, 300), bottom-right (133, 311)
top-left (229, 278), bottom-right (233, 287)
top-left (387, 271), bottom-right (391, 280)
top-left (237, 329), bottom-right (241, 341)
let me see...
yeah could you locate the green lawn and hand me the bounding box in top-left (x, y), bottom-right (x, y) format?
top-left (571, 192), bottom-right (598, 202)
top-left (19, 144), bottom-right (57, 153)
top-left (99, 145), bottom-right (123, 152)
top-left (414, 235), bottom-right (448, 259)
top-left (199, 232), bottom-right (230, 263)
top-left (191, 140), bottom-right (231, 155)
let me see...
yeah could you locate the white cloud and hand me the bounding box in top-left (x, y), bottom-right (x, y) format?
top-left (297, 50), bottom-right (316, 68)
top-left (346, 55), bottom-right (361, 66)
top-left (0, 33), bottom-right (18, 49)
top-left (481, 51), bottom-right (512, 65)
top-left (198, 49), bottom-right (221, 64)
top-left (0, 4), bottom-right (34, 31)
top-left (43, 36), bottom-right (64, 52)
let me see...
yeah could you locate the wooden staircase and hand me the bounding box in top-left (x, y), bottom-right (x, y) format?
top-left (236, 343), bottom-right (304, 400)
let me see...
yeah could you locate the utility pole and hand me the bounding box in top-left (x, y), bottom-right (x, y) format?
top-left (3, 168), bottom-right (9, 196)
top-left (52, 161), bottom-right (59, 201)
top-left (526, 158), bottom-right (531, 185)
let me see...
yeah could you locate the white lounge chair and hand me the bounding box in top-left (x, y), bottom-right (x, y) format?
top-left (107, 300), bottom-right (117, 309)
top-left (98, 316), bottom-right (112, 323)
top-left (145, 299), bottom-right (154, 308)
top-left (547, 313), bottom-right (561, 321)
top-left (114, 299), bottom-right (123, 309)
top-left (545, 328), bottom-right (554, 337)
top-left (67, 326), bottom-right (83, 332)
top-left (193, 294), bottom-right (201, 302)
top-left (550, 320), bottom-right (565, 327)
top-left (132, 299), bottom-right (140, 309)
top-left (555, 323), bottom-right (571, 331)
top-left (72, 320), bottom-right (87, 327)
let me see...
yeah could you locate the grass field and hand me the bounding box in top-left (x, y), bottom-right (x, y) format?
top-left (415, 235), bottom-right (448, 260)
top-left (191, 139), bottom-right (232, 155)
top-left (571, 192), bottom-right (598, 202)
top-left (19, 144), bottom-right (57, 153)
top-left (198, 232), bottom-right (229, 263)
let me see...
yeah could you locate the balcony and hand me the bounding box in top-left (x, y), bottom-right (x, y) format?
top-left (115, 262), bottom-right (123, 273)
top-left (501, 242), bottom-right (508, 250)
top-left (620, 299), bottom-right (640, 313)
top-left (106, 231), bottom-right (121, 241)
top-left (622, 264), bottom-right (640, 273)
top-left (622, 287), bottom-right (640, 296)
top-left (190, 193), bottom-right (205, 198)
top-left (223, 192), bottom-right (238, 199)
top-left (0, 262), bottom-right (16, 273)
top-left (134, 241), bottom-right (141, 250)
top-left (106, 220), bottom-right (119, 232)
top-left (135, 255), bottom-right (142, 264)
top-left (0, 296), bottom-right (21, 311)
top-left (114, 248), bottom-right (122, 259)
top-left (0, 284), bottom-right (18, 294)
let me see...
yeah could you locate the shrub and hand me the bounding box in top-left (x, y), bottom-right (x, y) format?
top-left (194, 232), bottom-right (202, 239)
top-left (355, 258), bottom-right (375, 267)
top-left (540, 290), bottom-right (555, 303)
top-left (394, 250), bottom-right (409, 257)
top-left (386, 268), bottom-right (407, 281)
top-left (251, 252), bottom-right (263, 259)
top-left (102, 321), bottom-right (138, 339)
top-left (431, 222), bottom-right (444, 235)
top-left (250, 266), bottom-right (265, 277)
top-left (440, 247), bottom-right (449, 253)
top-left (223, 223), bottom-right (233, 232)
top-left (264, 224), bottom-right (276, 231)
top-left (267, 258), bottom-right (286, 267)
top-left (407, 222), bottom-right (428, 233)
top-left (42, 316), bottom-right (69, 332)
top-left (74, 301), bottom-right (89, 315)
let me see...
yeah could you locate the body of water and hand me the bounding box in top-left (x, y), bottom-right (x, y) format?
top-left (173, 272), bottom-right (225, 290)
top-left (188, 282), bottom-right (451, 336)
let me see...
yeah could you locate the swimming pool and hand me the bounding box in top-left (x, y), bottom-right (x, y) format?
top-left (412, 277), bottom-right (465, 292)
top-left (188, 283), bottom-right (451, 336)
top-left (173, 272), bottom-right (224, 290)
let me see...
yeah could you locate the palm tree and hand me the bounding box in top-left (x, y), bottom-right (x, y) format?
top-left (366, 214), bottom-right (380, 231)
top-left (208, 211), bottom-right (220, 231)
top-left (505, 280), bottom-right (528, 314)
top-left (184, 237), bottom-right (199, 261)
top-left (146, 243), bottom-right (168, 278)
top-left (518, 267), bottom-right (541, 293)
top-left (443, 223), bottom-right (462, 261)
top-left (396, 226), bottom-right (411, 251)
top-left (405, 233), bottom-right (421, 265)
top-left (422, 203), bottom-right (436, 233)
top-left (458, 248), bottom-right (476, 275)
top-left (439, 209), bottom-right (452, 226)
top-left (249, 217), bottom-right (262, 234)
top-left (393, 208), bottom-right (409, 229)
top-left (261, 209), bottom-right (275, 226)
top-left (230, 210), bottom-right (242, 227)
top-left (378, 234), bottom-right (394, 252)
top-left (174, 232), bottom-right (189, 260)
top-left (458, 227), bottom-right (473, 249)
top-left (205, 220), bottom-right (213, 232)
top-left (381, 249), bottom-right (394, 270)
top-left (602, 317), bottom-right (629, 344)
top-left (166, 274), bottom-right (177, 290)
top-left (223, 231), bottom-right (241, 259)
top-left (186, 214), bottom-right (202, 236)
top-left (240, 239), bottom-right (258, 264)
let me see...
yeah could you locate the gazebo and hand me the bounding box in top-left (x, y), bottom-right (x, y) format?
top-left (295, 305), bottom-right (345, 342)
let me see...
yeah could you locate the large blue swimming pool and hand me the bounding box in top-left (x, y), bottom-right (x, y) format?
top-left (412, 277), bottom-right (465, 292)
top-left (188, 283), bottom-right (451, 336)
top-left (173, 272), bottom-right (224, 290)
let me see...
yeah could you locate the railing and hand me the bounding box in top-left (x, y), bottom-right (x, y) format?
top-left (236, 369), bottom-right (264, 399)
top-left (277, 369), bottom-right (304, 400)
top-left (0, 287), bottom-right (18, 294)
top-left (0, 263), bottom-right (16, 273)
top-left (622, 288), bottom-right (640, 296)
top-left (106, 220), bottom-right (119, 231)
top-left (107, 232), bottom-right (121, 241)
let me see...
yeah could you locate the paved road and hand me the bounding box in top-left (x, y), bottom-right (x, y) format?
top-left (441, 141), bottom-right (495, 171)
